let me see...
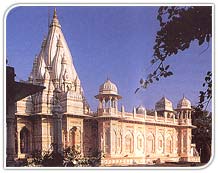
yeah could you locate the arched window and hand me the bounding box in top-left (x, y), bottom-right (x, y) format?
top-left (146, 133), bottom-right (155, 153)
top-left (158, 134), bottom-right (164, 153)
top-left (113, 130), bottom-right (117, 154)
top-left (137, 133), bottom-right (144, 151)
top-left (125, 132), bottom-right (133, 153)
top-left (20, 127), bottom-right (30, 153)
top-left (117, 131), bottom-right (122, 154)
top-left (105, 129), bottom-right (110, 154)
top-left (166, 135), bottom-right (173, 153)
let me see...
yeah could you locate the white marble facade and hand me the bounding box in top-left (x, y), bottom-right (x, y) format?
top-left (14, 9), bottom-right (200, 165)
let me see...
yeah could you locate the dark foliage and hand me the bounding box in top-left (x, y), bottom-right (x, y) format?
top-left (198, 71), bottom-right (212, 110)
top-left (137, 6), bottom-right (212, 110)
top-left (192, 108), bottom-right (212, 163)
top-left (63, 146), bottom-right (103, 167)
top-left (26, 145), bottom-right (103, 167)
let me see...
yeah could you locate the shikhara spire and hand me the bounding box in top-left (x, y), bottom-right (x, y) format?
top-left (30, 8), bottom-right (81, 91)
top-left (13, 8), bottom-right (200, 166)
top-left (27, 8), bottom-right (89, 115)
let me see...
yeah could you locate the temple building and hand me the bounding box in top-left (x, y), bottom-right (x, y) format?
top-left (12, 9), bottom-right (200, 166)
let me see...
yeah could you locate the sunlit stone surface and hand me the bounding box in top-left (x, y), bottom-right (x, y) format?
top-left (14, 9), bottom-right (200, 166)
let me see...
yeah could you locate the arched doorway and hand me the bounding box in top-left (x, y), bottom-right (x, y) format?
top-left (20, 127), bottom-right (30, 154)
top-left (69, 126), bottom-right (81, 150)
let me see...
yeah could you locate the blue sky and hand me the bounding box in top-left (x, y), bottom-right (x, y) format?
top-left (6, 6), bottom-right (212, 112)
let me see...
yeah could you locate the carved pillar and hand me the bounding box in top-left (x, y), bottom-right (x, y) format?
top-left (154, 111), bottom-right (157, 121)
top-left (66, 130), bottom-right (69, 147)
top-left (181, 111), bottom-right (184, 119)
top-left (133, 107), bottom-right (136, 118)
top-left (6, 117), bottom-right (16, 165)
top-left (114, 97), bottom-right (118, 109)
top-left (17, 128), bottom-right (21, 155)
top-left (163, 127), bottom-right (166, 154)
top-left (164, 112), bottom-right (167, 121)
top-left (173, 114), bottom-right (175, 123)
top-left (189, 111), bottom-right (191, 119)
top-left (121, 105), bottom-right (125, 117)
top-left (112, 99), bottom-right (115, 108)
top-left (52, 89), bottom-right (63, 155)
top-left (102, 98), bottom-right (105, 111)
top-left (6, 97), bottom-right (16, 166)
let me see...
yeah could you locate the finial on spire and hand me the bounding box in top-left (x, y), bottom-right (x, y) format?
top-left (49, 7), bottom-right (61, 28)
top-left (53, 8), bottom-right (57, 19)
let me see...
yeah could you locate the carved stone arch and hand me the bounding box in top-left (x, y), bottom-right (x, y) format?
top-left (69, 126), bottom-right (81, 150)
top-left (104, 128), bottom-right (110, 154)
top-left (136, 131), bottom-right (144, 152)
top-left (166, 134), bottom-right (173, 154)
top-left (112, 129), bottom-right (117, 154)
top-left (125, 130), bottom-right (134, 154)
top-left (146, 132), bottom-right (155, 153)
top-left (117, 129), bottom-right (122, 154)
top-left (20, 126), bottom-right (30, 154)
top-left (157, 133), bottom-right (164, 153)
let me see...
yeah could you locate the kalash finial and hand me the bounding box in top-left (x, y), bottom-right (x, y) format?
top-left (53, 8), bottom-right (57, 18)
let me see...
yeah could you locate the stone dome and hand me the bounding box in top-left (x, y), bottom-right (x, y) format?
top-left (177, 96), bottom-right (191, 109)
top-left (155, 97), bottom-right (173, 112)
top-left (99, 79), bottom-right (118, 95)
top-left (136, 105), bottom-right (146, 114)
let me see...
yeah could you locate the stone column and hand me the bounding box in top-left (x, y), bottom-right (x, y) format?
top-left (17, 128), bottom-right (21, 156)
top-left (114, 98), bottom-right (117, 109)
top-left (173, 114), bottom-right (175, 123)
top-left (6, 100), bottom-right (16, 166)
top-left (52, 89), bottom-right (63, 155)
top-left (133, 107), bottom-right (136, 118)
top-left (181, 111), bottom-right (184, 119)
top-left (163, 127), bottom-right (166, 154)
top-left (188, 111), bottom-right (190, 119)
top-left (154, 111), bottom-right (157, 121)
top-left (164, 112), bottom-right (167, 122)
top-left (102, 98), bottom-right (105, 111)
top-left (121, 105), bottom-right (125, 117)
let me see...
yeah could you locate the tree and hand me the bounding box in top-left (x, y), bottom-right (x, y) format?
top-left (25, 145), bottom-right (103, 167)
top-left (136, 6), bottom-right (212, 110)
top-left (192, 108), bottom-right (212, 163)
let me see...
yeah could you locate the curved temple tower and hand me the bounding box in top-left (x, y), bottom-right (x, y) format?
top-left (14, 9), bottom-right (200, 166)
